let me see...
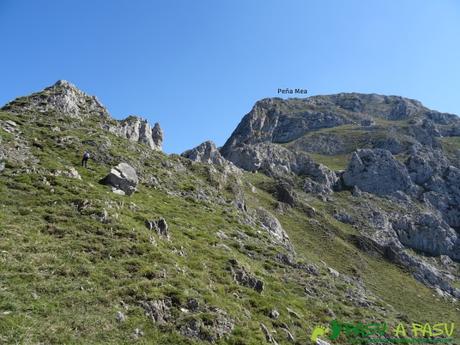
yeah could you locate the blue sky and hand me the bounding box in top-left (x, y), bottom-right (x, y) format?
top-left (1, 1), bottom-right (459, 153)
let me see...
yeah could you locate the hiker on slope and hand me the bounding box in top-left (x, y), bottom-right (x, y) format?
top-left (82, 151), bottom-right (90, 168)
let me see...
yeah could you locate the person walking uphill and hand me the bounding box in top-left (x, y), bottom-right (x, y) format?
top-left (82, 151), bottom-right (90, 168)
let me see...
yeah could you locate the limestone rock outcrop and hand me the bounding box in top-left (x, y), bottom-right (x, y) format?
top-left (100, 162), bottom-right (139, 195)
top-left (107, 116), bottom-right (163, 151)
top-left (223, 142), bottom-right (337, 193)
top-left (342, 149), bottom-right (417, 196)
top-left (182, 140), bottom-right (227, 165)
top-left (256, 207), bottom-right (292, 249)
top-left (392, 213), bottom-right (459, 260)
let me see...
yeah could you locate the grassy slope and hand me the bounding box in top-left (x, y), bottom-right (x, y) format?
top-left (0, 111), bottom-right (458, 345)
top-left (285, 120), bottom-right (413, 171)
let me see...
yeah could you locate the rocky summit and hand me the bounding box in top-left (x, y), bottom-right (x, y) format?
top-left (0, 83), bottom-right (459, 345)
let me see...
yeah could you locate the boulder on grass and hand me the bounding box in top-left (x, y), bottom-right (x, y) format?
top-left (101, 162), bottom-right (138, 195)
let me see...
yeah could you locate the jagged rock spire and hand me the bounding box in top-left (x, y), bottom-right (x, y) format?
top-left (106, 116), bottom-right (163, 151)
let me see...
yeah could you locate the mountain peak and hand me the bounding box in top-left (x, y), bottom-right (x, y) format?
top-left (2, 80), bottom-right (109, 119)
top-left (221, 93), bottom-right (459, 155)
top-left (53, 79), bottom-right (77, 88)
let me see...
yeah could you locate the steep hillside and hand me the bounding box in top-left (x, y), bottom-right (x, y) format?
top-left (0, 83), bottom-right (459, 345)
top-left (220, 94), bottom-right (460, 297)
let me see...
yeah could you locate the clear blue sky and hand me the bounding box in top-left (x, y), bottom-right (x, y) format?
top-left (1, 1), bottom-right (459, 153)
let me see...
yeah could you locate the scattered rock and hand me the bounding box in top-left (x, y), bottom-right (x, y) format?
top-left (180, 319), bottom-right (204, 340)
top-left (260, 323), bottom-right (278, 344)
top-left (286, 307), bottom-right (301, 319)
top-left (216, 230), bottom-right (228, 240)
top-left (275, 181), bottom-right (296, 206)
top-left (180, 307), bottom-right (234, 342)
top-left (5, 120), bottom-right (17, 127)
top-left (327, 267), bottom-right (340, 278)
top-left (281, 328), bottom-right (295, 342)
top-left (316, 338), bottom-right (332, 345)
top-left (351, 185), bottom-right (362, 197)
top-left (94, 208), bottom-right (110, 224)
top-left (145, 218), bottom-right (170, 239)
top-left (186, 298), bottom-right (199, 312)
top-left (275, 253), bottom-right (296, 267)
top-left (116, 311), bottom-right (126, 322)
top-left (325, 308), bottom-right (336, 318)
top-left (269, 309), bottom-right (280, 319)
top-left (361, 119), bottom-right (375, 127)
top-left (50, 167), bottom-right (82, 180)
top-left (333, 211), bottom-right (354, 224)
top-left (112, 189), bottom-right (125, 195)
top-left (67, 167), bottom-right (81, 179)
top-left (141, 299), bottom-right (172, 325)
top-left (132, 328), bottom-right (144, 339)
top-left (228, 259), bottom-right (264, 293)
top-left (440, 255), bottom-right (454, 269)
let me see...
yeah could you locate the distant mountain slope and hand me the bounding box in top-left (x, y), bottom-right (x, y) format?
top-left (218, 92), bottom-right (460, 301)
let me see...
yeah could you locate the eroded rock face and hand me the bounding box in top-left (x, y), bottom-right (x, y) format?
top-left (392, 213), bottom-right (459, 260)
top-left (151, 123), bottom-right (163, 150)
top-left (405, 147), bottom-right (447, 185)
top-left (345, 197), bottom-right (460, 296)
top-left (220, 93), bottom-right (456, 157)
top-left (182, 141), bottom-right (227, 165)
top-left (2, 80), bottom-right (109, 119)
top-left (423, 166), bottom-right (460, 229)
top-left (290, 133), bottom-right (347, 155)
top-left (221, 98), bottom-right (353, 152)
top-left (223, 142), bottom-right (338, 193)
top-left (384, 242), bottom-right (460, 298)
top-left (101, 162), bottom-right (138, 195)
top-left (107, 116), bottom-right (163, 151)
top-left (256, 208), bottom-right (292, 250)
top-left (343, 149), bottom-right (417, 196)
